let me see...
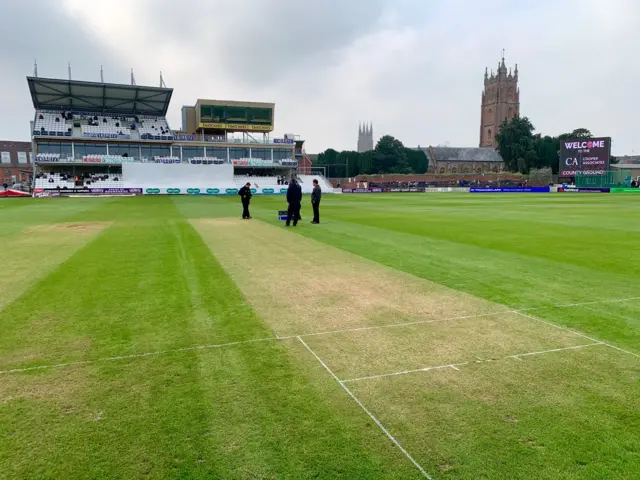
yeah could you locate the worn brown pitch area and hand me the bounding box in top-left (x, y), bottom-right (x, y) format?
top-left (192, 218), bottom-right (510, 337)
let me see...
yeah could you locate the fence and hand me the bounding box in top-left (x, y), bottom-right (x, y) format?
top-left (575, 170), bottom-right (632, 188)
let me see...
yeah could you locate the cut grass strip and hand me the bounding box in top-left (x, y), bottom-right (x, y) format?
top-left (0, 340), bottom-right (424, 479)
top-left (302, 312), bottom-right (592, 380)
top-left (0, 223), bottom-right (107, 312)
top-left (348, 346), bottom-right (640, 479)
top-left (192, 218), bottom-right (510, 337)
top-left (0, 219), bottom-right (269, 371)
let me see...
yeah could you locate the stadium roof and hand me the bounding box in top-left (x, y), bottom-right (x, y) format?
top-left (27, 77), bottom-right (173, 116)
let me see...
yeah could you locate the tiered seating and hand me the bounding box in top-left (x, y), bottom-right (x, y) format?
top-left (298, 175), bottom-right (334, 193)
top-left (35, 172), bottom-right (124, 189)
top-left (81, 121), bottom-right (129, 139)
top-left (139, 115), bottom-right (173, 140)
top-left (189, 157), bottom-right (225, 165)
top-left (234, 175), bottom-right (279, 187)
top-left (33, 110), bottom-right (72, 137)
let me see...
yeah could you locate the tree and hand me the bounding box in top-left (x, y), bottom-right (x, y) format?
top-left (562, 128), bottom-right (592, 139)
top-left (495, 116), bottom-right (536, 173)
top-left (373, 135), bottom-right (413, 174)
top-left (405, 148), bottom-right (429, 173)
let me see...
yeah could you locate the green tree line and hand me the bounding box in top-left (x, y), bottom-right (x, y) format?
top-left (315, 135), bottom-right (429, 177)
top-left (496, 117), bottom-right (617, 174)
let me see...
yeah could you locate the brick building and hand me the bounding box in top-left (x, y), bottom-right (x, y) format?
top-left (0, 140), bottom-right (33, 187)
top-left (479, 55), bottom-right (520, 148)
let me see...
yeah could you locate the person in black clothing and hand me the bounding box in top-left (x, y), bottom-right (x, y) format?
top-left (238, 182), bottom-right (252, 219)
top-left (285, 178), bottom-right (302, 227)
top-left (311, 179), bottom-right (321, 224)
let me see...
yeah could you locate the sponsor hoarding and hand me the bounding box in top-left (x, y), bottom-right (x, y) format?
top-left (36, 188), bottom-right (142, 197)
top-left (557, 187), bottom-right (610, 193)
top-left (559, 137), bottom-right (611, 177)
top-left (200, 123), bottom-right (272, 132)
top-left (470, 187), bottom-right (550, 193)
top-left (610, 188), bottom-right (640, 194)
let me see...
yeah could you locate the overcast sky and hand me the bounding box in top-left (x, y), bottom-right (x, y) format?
top-left (0, 0), bottom-right (638, 154)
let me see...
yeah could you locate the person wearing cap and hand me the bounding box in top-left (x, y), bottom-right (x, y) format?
top-left (238, 182), bottom-right (253, 219)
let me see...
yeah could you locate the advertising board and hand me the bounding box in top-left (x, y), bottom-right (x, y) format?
top-left (559, 137), bottom-right (611, 177)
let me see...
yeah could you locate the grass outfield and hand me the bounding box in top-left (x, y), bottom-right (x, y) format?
top-left (0, 193), bottom-right (638, 479)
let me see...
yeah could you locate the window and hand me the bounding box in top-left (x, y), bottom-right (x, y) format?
top-left (200, 105), bottom-right (212, 120)
top-left (508, 107), bottom-right (513, 118)
top-left (74, 143), bottom-right (107, 157)
top-left (151, 146), bottom-right (170, 158)
top-left (487, 109), bottom-right (493, 123)
top-left (229, 147), bottom-right (249, 159)
top-left (140, 145), bottom-right (152, 161)
top-left (181, 146), bottom-right (205, 161)
top-left (273, 148), bottom-right (293, 161)
top-left (251, 148), bottom-right (270, 160)
top-left (109, 144), bottom-right (139, 158)
top-left (201, 105), bottom-right (273, 125)
top-left (207, 147), bottom-right (227, 159)
top-left (487, 129), bottom-right (492, 141)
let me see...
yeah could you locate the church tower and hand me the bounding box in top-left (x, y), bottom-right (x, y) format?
top-left (479, 54), bottom-right (519, 147)
top-left (357, 122), bottom-right (374, 152)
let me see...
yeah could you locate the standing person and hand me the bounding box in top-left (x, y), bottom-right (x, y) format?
top-left (285, 178), bottom-right (302, 227)
top-left (311, 179), bottom-right (321, 224)
top-left (238, 182), bottom-right (252, 219)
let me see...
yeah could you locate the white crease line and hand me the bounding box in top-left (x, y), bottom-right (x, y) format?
top-left (291, 310), bottom-right (510, 339)
top-left (342, 343), bottom-right (605, 383)
top-left (0, 336), bottom-right (278, 375)
top-left (514, 312), bottom-right (639, 359)
top-left (547, 296), bottom-right (640, 308)
top-left (504, 342), bottom-right (604, 359)
top-left (287, 295), bottom-right (640, 340)
top-left (1, 295), bottom-right (638, 376)
top-left (341, 363), bottom-right (469, 383)
top-left (297, 336), bottom-right (432, 479)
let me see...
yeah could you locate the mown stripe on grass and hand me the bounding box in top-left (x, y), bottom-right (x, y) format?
top-left (0, 315), bottom-right (423, 478)
top-left (283, 217), bottom-right (640, 353)
top-left (0, 223), bottom-right (107, 313)
top-left (0, 218), bottom-right (268, 371)
top-left (191, 218), bottom-right (511, 337)
top-left (348, 346), bottom-right (640, 479)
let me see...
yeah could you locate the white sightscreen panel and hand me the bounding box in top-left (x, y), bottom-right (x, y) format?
top-left (122, 163), bottom-right (234, 189)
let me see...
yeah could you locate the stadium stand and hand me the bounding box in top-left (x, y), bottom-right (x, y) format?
top-left (35, 172), bottom-right (124, 189)
top-left (28, 74), bottom-right (311, 196)
top-left (299, 175), bottom-right (334, 192)
top-left (139, 115), bottom-right (173, 140)
top-left (234, 175), bottom-right (280, 188)
top-left (33, 110), bottom-right (71, 136)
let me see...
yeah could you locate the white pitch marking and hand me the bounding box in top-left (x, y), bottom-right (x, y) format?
top-left (341, 343), bottom-right (608, 383)
top-left (290, 310), bottom-right (509, 339)
top-left (0, 336), bottom-right (278, 375)
top-left (341, 363), bottom-right (469, 383)
top-left (514, 312), bottom-right (639, 359)
top-left (504, 342), bottom-right (604, 359)
top-left (1, 295), bottom-right (638, 376)
top-left (297, 336), bottom-right (432, 479)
